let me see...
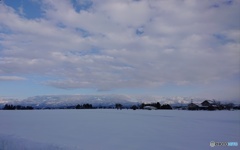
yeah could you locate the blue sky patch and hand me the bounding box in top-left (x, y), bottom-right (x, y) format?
top-left (4, 0), bottom-right (43, 19)
top-left (71, 0), bottom-right (93, 12)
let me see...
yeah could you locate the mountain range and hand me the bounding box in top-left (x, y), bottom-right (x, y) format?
top-left (0, 95), bottom-right (237, 109)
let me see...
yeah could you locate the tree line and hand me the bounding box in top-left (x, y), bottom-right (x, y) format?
top-left (114, 102), bottom-right (172, 110)
top-left (4, 101), bottom-right (239, 111)
top-left (75, 103), bottom-right (93, 109)
top-left (1, 102), bottom-right (172, 110)
top-left (3, 104), bottom-right (34, 110)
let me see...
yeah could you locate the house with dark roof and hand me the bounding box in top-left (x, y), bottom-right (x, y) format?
top-left (188, 102), bottom-right (199, 110)
top-left (201, 100), bottom-right (212, 107)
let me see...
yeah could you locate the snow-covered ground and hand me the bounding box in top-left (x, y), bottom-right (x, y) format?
top-left (0, 110), bottom-right (239, 150)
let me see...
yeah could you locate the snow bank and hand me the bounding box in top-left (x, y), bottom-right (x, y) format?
top-left (0, 110), bottom-right (239, 150)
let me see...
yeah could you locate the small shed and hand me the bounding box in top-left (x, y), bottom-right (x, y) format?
top-left (143, 106), bottom-right (157, 110)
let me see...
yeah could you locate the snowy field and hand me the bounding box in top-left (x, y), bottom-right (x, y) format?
top-left (0, 110), bottom-right (239, 150)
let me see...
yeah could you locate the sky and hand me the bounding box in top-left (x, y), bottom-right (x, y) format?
top-left (0, 0), bottom-right (239, 100)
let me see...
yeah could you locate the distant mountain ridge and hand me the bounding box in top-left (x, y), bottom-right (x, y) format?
top-left (0, 95), bottom-right (237, 109)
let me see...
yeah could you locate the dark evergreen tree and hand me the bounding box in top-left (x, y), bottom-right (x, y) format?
top-left (26, 106), bottom-right (34, 110)
top-left (3, 104), bottom-right (15, 110)
top-left (156, 102), bottom-right (161, 109)
top-left (140, 103), bottom-right (145, 109)
top-left (76, 104), bottom-right (81, 109)
top-left (161, 104), bottom-right (172, 109)
top-left (83, 103), bottom-right (93, 109)
top-left (115, 103), bottom-right (123, 110)
top-left (3, 104), bottom-right (9, 110)
top-left (131, 105), bottom-right (138, 110)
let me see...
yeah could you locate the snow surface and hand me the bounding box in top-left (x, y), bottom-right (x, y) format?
top-left (0, 110), bottom-right (239, 150)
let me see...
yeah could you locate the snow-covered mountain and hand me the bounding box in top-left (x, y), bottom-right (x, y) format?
top-left (0, 95), bottom-right (209, 109)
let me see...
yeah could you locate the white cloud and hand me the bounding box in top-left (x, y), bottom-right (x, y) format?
top-left (95, 0), bottom-right (151, 27)
top-left (0, 0), bottom-right (239, 99)
top-left (0, 76), bottom-right (26, 81)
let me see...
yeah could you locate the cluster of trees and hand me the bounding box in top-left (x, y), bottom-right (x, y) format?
top-left (115, 102), bottom-right (172, 110)
top-left (140, 102), bottom-right (172, 110)
top-left (72, 102), bottom-right (173, 110)
top-left (206, 103), bottom-right (240, 110)
top-left (75, 103), bottom-right (93, 109)
top-left (3, 104), bottom-right (34, 110)
top-left (224, 103), bottom-right (240, 110)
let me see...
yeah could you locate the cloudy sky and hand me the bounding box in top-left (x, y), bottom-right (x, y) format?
top-left (0, 0), bottom-right (239, 100)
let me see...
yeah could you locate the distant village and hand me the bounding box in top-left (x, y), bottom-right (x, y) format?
top-left (1, 99), bottom-right (240, 111)
top-left (185, 99), bottom-right (239, 110)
